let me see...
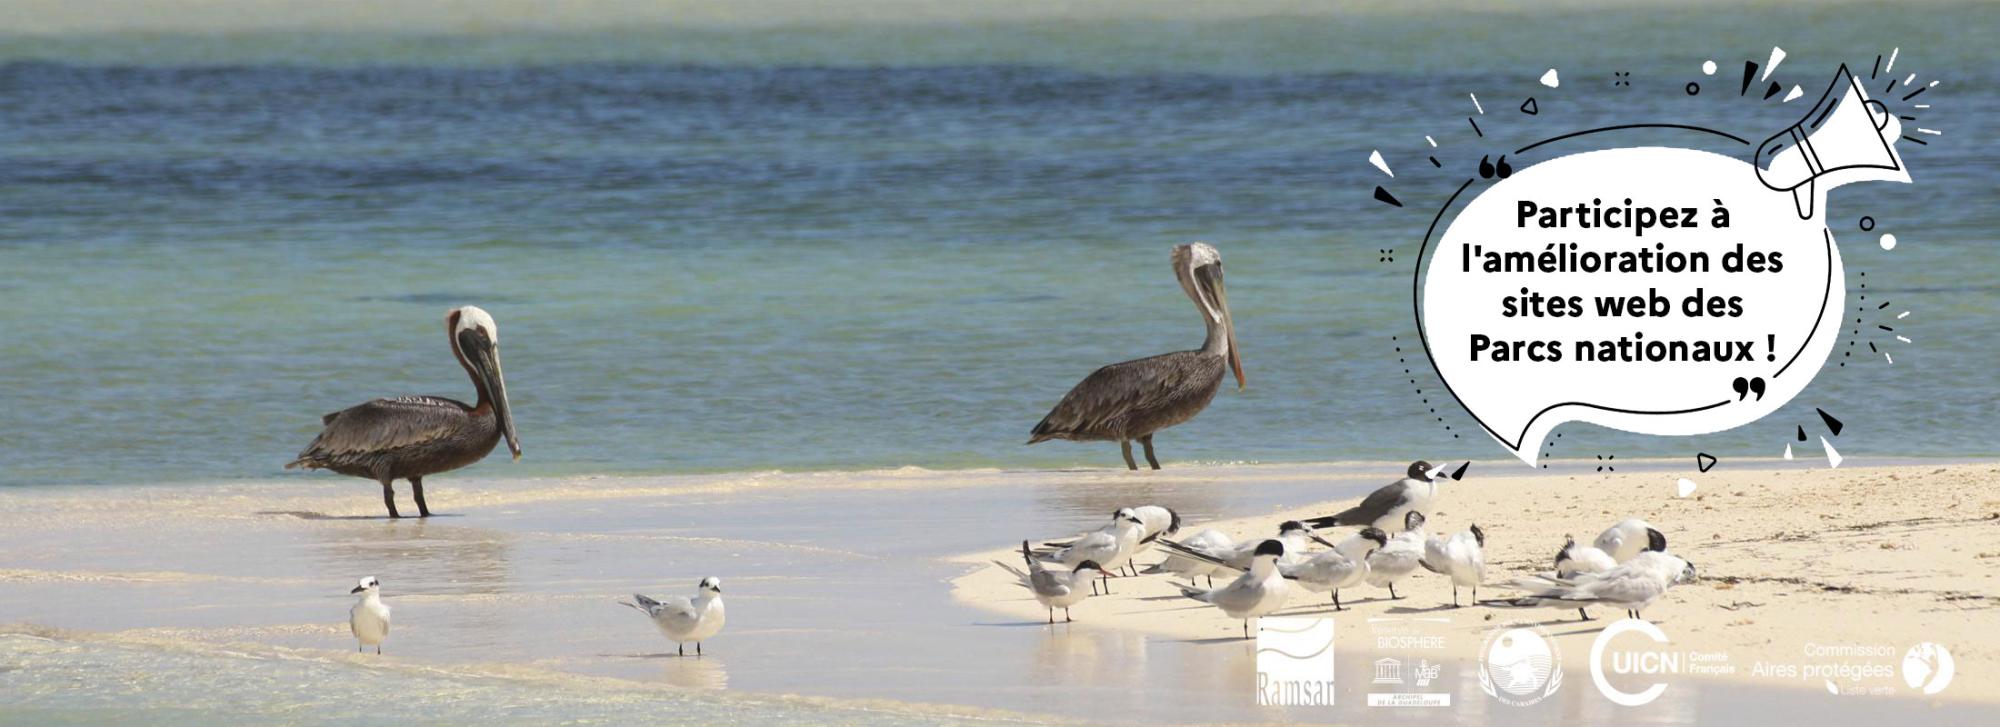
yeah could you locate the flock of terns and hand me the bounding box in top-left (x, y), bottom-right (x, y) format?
top-left (297, 243), bottom-right (1688, 655)
top-left (997, 461), bottom-right (1699, 638)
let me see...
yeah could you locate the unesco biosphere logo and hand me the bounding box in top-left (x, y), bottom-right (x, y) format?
top-left (1902, 643), bottom-right (1955, 695)
top-left (1479, 622), bottom-right (1562, 706)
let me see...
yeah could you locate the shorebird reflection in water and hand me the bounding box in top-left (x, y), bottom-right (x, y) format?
top-left (1028, 243), bottom-right (1245, 470)
top-left (287, 306), bottom-right (521, 518)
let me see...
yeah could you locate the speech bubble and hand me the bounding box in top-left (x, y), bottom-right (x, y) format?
top-left (1402, 65), bottom-right (1917, 466)
top-left (1419, 146), bottom-right (1844, 465)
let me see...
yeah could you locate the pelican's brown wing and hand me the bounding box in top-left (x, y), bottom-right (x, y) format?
top-left (1029, 351), bottom-right (1214, 442)
top-left (287, 396), bottom-right (471, 469)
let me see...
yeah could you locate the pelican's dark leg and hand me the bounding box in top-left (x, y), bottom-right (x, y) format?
top-left (678, 643), bottom-right (685, 657)
top-left (1119, 440), bottom-right (1137, 470)
top-left (1065, 608), bottom-right (1073, 622)
top-left (379, 479), bottom-right (401, 518)
top-left (696, 642), bottom-right (702, 657)
top-left (1332, 590), bottom-right (1343, 611)
top-left (1452, 586), bottom-right (1460, 607)
top-left (1139, 435), bottom-right (1161, 470)
top-left (411, 477), bottom-right (431, 518)
top-left (1578, 607), bottom-right (1591, 621)
top-left (1390, 583), bottom-right (1401, 600)
top-left (1048, 608), bottom-right (1054, 624)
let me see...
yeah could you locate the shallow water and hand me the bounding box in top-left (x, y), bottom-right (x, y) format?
top-left (2, 4), bottom-right (1997, 487)
top-left (1, 463), bottom-right (1990, 724)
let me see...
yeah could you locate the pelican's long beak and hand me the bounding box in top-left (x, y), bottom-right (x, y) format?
top-left (1202, 265), bottom-right (1246, 391)
top-left (465, 336), bottom-right (521, 460)
top-left (1306, 529), bottom-right (1340, 549)
top-left (350, 585), bottom-right (365, 594)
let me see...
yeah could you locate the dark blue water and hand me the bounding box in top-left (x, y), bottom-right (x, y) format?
top-left (1, 6), bottom-right (1996, 486)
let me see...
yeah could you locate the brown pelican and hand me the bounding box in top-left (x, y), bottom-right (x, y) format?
top-left (1028, 242), bottom-right (1244, 470)
top-left (286, 306), bottom-right (520, 517)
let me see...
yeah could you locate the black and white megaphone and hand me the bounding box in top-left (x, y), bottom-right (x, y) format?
top-left (1755, 64), bottom-right (1909, 220)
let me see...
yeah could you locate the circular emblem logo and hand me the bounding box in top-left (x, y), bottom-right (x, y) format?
top-left (1479, 622), bottom-right (1563, 706)
top-left (1902, 643), bottom-right (1954, 695)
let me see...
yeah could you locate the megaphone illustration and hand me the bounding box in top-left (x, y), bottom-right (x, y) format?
top-left (1755, 64), bottom-right (1909, 220)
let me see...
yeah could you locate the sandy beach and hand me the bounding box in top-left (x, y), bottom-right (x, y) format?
top-left (952, 462), bottom-right (2000, 705)
top-left (1, 460), bottom-right (1993, 724)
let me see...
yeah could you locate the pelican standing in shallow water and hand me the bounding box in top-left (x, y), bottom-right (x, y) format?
top-left (287, 306), bottom-right (520, 518)
top-left (1028, 243), bottom-right (1245, 470)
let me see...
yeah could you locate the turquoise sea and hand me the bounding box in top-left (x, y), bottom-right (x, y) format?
top-left (2, 2), bottom-right (1996, 487)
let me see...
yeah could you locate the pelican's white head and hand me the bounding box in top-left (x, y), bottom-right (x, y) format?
top-left (1171, 243), bottom-right (1224, 322)
top-left (445, 305), bottom-right (519, 460)
top-left (350, 576), bottom-right (380, 595)
top-left (451, 305), bottom-right (498, 341)
top-left (1170, 242), bottom-right (1244, 390)
top-left (698, 577), bottom-right (723, 596)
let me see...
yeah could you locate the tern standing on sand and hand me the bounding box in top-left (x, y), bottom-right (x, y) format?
top-left (1365, 511), bottom-right (1429, 600)
top-left (1037, 509), bottom-right (1144, 593)
top-left (1508, 551), bottom-right (1697, 620)
top-left (1285, 527), bottom-right (1388, 611)
top-left (998, 542), bottom-right (1112, 623)
top-left (349, 576), bottom-right (390, 655)
top-left (1027, 243), bottom-right (1245, 470)
top-left (1421, 523), bottom-right (1486, 607)
top-left (1177, 539), bottom-right (1291, 638)
top-left (1547, 520), bottom-right (1670, 620)
top-left (623, 578), bottom-right (727, 657)
top-left (1143, 528), bottom-right (1233, 587)
top-left (1127, 504), bottom-right (1182, 568)
top-left (1594, 518), bottom-right (1668, 563)
top-left (1304, 461), bottom-right (1453, 533)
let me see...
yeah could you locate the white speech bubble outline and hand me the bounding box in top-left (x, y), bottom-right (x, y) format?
top-left (1414, 146), bottom-right (1845, 465)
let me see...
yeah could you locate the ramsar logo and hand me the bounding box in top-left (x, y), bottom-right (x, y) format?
top-left (1256, 617), bottom-right (1336, 706)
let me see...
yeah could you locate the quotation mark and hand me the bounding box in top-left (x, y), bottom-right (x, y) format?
top-left (1597, 454), bottom-right (1616, 472)
top-left (1731, 376), bottom-right (1767, 401)
top-left (1379, 249), bottom-right (1395, 263)
top-left (1613, 71), bottom-right (1632, 87)
top-left (1478, 155), bottom-right (1513, 179)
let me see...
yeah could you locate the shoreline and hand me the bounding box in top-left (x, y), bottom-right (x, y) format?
top-left (4, 460), bottom-right (1994, 722)
top-left (9, 453), bottom-right (1998, 492)
top-left (949, 463), bottom-right (2000, 705)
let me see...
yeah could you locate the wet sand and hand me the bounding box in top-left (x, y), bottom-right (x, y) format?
top-left (2, 461), bottom-right (1994, 724)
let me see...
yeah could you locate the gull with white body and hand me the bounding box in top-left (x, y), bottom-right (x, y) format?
top-left (348, 576), bottom-right (390, 655)
top-left (1420, 523), bottom-right (1486, 607)
top-left (1142, 528), bottom-right (1232, 587)
top-left (1364, 511), bottom-right (1429, 599)
top-left (995, 541), bottom-right (1112, 623)
top-left (1506, 551), bottom-right (1698, 620)
top-left (1036, 508), bottom-right (1145, 592)
top-left (1304, 461), bottom-right (1459, 533)
top-left (622, 577), bottom-right (728, 657)
top-left (1176, 539), bottom-right (1291, 638)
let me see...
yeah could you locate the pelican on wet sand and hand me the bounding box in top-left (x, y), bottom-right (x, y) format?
top-left (287, 306), bottom-right (521, 518)
top-left (1028, 243), bottom-right (1245, 470)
